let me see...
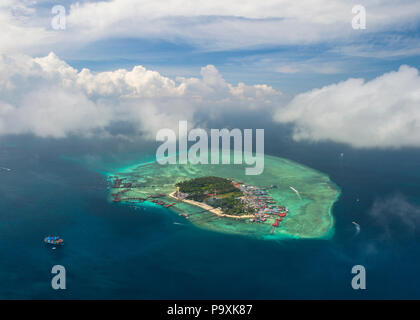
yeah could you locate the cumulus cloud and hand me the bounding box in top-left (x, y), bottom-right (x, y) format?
top-left (275, 65), bottom-right (420, 148)
top-left (0, 52), bottom-right (280, 139)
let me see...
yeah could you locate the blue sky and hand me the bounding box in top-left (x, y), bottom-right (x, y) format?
top-left (63, 34), bottom-right (420, 94)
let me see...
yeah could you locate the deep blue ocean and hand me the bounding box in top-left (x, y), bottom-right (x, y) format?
top-left (1, 132), bottom-right (420, 299)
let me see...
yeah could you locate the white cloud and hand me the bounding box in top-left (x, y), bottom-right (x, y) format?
top-left (0, 1), bottom-right (56, 54)
top-left (2, 0), bottom-right (420, 54)
top-left (0, 52), bottom-right (281, 138)
top-left (275, 65), bottom-right (420, 148)
top-left (64, 0), bottom-right (420, 51)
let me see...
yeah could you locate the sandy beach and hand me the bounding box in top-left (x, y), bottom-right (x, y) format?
top-left (169, 191), bottom-right (254, 219)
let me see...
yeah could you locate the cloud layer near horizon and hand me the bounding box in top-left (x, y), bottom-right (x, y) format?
top-left (2, 52), bottom-right (420, 149)
top-left (275, 65), bottom-right (420, 148)
top-left (0, 52), bottom-right (279, 138)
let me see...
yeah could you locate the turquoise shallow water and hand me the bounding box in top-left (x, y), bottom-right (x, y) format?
top-left (2, 137), bottom-right (420, 299)
top-left (107, 154), bottom-right (340, 239)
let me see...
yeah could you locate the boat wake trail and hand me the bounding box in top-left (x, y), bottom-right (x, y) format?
top-left (289, 186), bottom-right (302, 200)
top-left (0, 167), bottom-right (11, 172)
top-left (352, 221), bottom-right (361, 236)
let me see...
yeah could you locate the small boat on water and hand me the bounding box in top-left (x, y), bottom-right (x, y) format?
top-left (352, 221), bottom-right (361, 235)
top-left (44, 236), bottom-right (64, 246)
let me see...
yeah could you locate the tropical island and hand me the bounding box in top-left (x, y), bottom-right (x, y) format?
top-left (106, 154), bottom-right (340, 240)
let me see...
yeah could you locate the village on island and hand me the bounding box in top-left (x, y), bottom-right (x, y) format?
top-left (110, 175), bottom-right (289, 229)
